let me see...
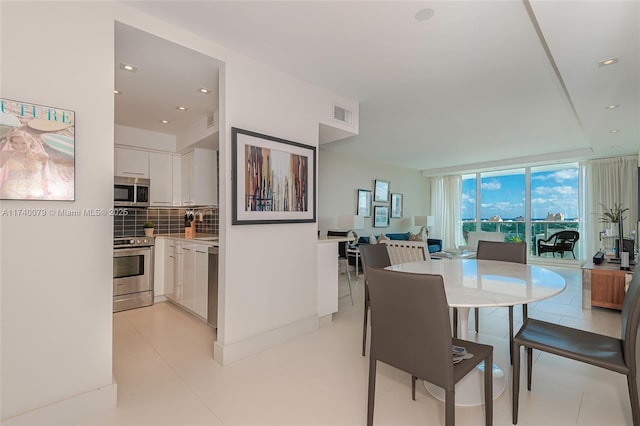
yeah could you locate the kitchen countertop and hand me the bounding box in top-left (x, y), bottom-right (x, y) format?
top-left (156, 233), bottom-right (219, 244)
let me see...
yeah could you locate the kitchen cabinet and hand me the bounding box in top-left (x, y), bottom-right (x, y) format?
top-left (148, 152), bottom-right (174, 206)
top-left (194, 246), bottom-right (209, 318)
top-left (172, 242), bottom-right (184, 302)
top-left (182, 148), bottom-right (217, 206)
top-left (115, 147), bottom-right (149, 178)
top-left (182, 244), bottom-right (196, 312)
top-left (172, 155), bottom-right (182, 206)
top-left (157, 237), bottom-right (213, 321)
top-left (164, 240), bottom-right (175, 297)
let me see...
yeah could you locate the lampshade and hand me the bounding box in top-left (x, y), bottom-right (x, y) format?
top-left (339, 215), bottom-right (364, 230)
top-left (427, 215), bottom-right (435, 227)
top-left (414, 216), bottom-right (427, 227)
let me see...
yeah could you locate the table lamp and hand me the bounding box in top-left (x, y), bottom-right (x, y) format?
top-left (339, 215), bottom-right (364, 243)
top-left (414, 215), bottom-right (434, 239)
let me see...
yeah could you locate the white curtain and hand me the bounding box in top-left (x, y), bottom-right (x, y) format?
top-left (430, 175), bottom-right (464, 249)
top-left (580, 155), bottom-right (638, 258)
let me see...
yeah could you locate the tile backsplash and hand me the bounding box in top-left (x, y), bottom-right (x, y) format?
top-left (113, 207), bottom-right (219, 237)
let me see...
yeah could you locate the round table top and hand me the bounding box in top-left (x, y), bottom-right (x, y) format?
top-left (387, 258), bottom-right (566, 308)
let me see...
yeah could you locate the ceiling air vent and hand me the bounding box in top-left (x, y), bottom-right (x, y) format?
top-left (207, 112), bottom-right (215, 128)
top-left (333, 105), bottom-right (352, 125)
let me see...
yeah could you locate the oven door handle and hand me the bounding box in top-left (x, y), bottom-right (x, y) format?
top-left (114, 247), bottom-right (151, 257)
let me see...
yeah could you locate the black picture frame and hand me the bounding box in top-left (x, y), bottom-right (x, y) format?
top-left (374, 205), bottom-right (390, 227)
top-left (232, 127), bottom-right (316, 225)
top-left (374, 179), bottom-right (390, 202)
top-left (391, 193), bottom-right (403, 218)
top-left (357, 188), bottom-right (372, 217)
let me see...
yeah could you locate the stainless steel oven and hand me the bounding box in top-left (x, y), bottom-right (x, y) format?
top-left (113, 237), bottom-right (154, 312)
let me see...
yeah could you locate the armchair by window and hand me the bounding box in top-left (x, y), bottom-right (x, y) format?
top-left (536, 230), bottom-right (579, 259)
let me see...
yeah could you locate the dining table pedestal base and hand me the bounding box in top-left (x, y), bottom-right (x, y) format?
top-left (423, 362), bottom-right (506, 406)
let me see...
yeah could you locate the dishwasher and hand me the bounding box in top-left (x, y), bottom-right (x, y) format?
top-left (207, 246), bottom-right (219, 328)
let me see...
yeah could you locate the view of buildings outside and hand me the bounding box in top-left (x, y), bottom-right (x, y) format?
top-left (461, 163), bottom-right (580, 256)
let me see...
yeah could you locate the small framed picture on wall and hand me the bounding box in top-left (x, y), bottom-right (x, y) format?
top-left (374, 205), bottom-right (390, 227)
top-left (357, 189), bottom-right (372, 217)
top-left (374, 179), bottom-right (390, 202)
top-left (391, 193), bottom-right (403, 218)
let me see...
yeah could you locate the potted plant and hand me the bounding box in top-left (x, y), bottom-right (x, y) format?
top-left (598, 203), bottom-right (629, 225)
top-left (143, 221), bottom-right (154, 237)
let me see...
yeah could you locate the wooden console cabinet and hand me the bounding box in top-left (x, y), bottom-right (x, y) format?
top-left (582, 262), bottom-right (634, 310)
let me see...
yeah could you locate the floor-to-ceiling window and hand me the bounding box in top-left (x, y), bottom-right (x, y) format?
top-left (462, 163), bottom-right (580, 258)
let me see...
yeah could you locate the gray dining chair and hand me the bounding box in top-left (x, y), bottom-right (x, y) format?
top-left (365, 265), bottom-right (493, 426)
top-left (512, 270), bottom-right (640, 425)
top-left (453, 240), bottom-right (526, 364)
top-left (359, 244), bottom-right (392, 357)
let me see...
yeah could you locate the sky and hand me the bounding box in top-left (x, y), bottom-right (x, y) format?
top-left (462, 167), bottom-right (579, 220)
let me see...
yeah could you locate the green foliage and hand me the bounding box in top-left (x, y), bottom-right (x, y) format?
top-left (143, 221), bottom-right (154, 228)
top-left (507, 235), bottom-right (524, 243)
top-left (597, 203), bottom-right (628, 224)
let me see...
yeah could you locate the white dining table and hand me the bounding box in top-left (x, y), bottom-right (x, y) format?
top-left (387, 258), bottom-right (566, 406)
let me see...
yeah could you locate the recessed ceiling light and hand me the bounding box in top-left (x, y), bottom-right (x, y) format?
top-left (176, 106), bottom-right (188, 111)
top-left (415, 8), bottom-right (434, 21)
top-left (119, 63), bottom-right (138, 72)
top-left (609, 129), bottom-right (621, 133)
top-left (598, 57), bottom-right (619, 67)
top-left (198, 88), bottom-right (210, 94)
top-left (113, 90), bottom-right (121, 95)
top-left (160, 120), bottom-right (169, 124)
top-left (605, 104), bottom-right (620, 109)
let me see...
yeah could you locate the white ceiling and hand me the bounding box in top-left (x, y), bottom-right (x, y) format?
top-left (114, 23), bottom-right (221, 137)
top-left (119, 1), bottom-right (640, 173)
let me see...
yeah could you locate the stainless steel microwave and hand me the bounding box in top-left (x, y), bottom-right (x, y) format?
top-left (114, 176), bottom-right (150, 207)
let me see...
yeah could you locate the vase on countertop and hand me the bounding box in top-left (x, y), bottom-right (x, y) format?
top-left (144, 228), bottom-right (154, 237)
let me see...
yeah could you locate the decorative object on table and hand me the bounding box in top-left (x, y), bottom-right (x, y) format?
top-left (373, 205), bottom-right (389, 227)
top-left (231, 127), bottom-right (316, 225)
top-left (0, 98), bottom-right (75, 200)
top-left (143, 221), bottom-right (154, 237)
top-left (390, 193), bottom-right (403, 218)
top-left (414, 215), bottom-right (434, 239)
top-left (597, 202), bottom-right (629, 224)
top-left (357, 188), bottom-right (372, 217)
top-left (596, 203), bottom-right (632, 269)
top-left (373, 179), bottom-right (389, 202)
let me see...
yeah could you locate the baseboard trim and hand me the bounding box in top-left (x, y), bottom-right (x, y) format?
top-left (214, 315), bottom-right (318, 366)
top-left (1, 379), bottom-right (117, 426)
top-left (318, 313), bottom-right (333, 326)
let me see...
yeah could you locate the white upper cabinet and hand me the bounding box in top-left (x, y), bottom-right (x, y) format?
top-left (148, 152), bottom-right (174, 206)
top-left (115, 147), bottom-right (149, 178)
top-left (182, 148), bottom-right (217, 206)
top-left (115, 145), bottom-right (216, 207)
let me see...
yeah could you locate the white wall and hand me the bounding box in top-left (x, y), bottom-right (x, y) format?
top-left (112, 6), bottom-right (358, 365)
top-left (318, 148), bottom-right (430, 238)
top-left (1, 2), bottom-right (116, 421)
top-left (115, 124), bottom-right (177, 152)
top-left (2, 3), bottom-right (360, 422)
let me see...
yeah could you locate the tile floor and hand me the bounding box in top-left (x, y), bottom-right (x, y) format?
top-left (76, 266), bottom-right (634, 426)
